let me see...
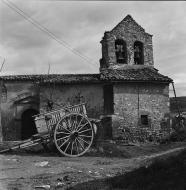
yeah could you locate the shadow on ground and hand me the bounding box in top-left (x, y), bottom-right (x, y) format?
top-left (68, 149), bottom-right (186, 190)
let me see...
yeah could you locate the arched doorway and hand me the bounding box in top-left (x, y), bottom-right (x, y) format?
top-left (21, 109), bottom-right (39, 140)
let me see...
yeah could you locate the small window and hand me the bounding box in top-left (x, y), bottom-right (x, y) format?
top-left (141, 115), bottom-right (148, 125)
top-left (134, 41), bottom-right (144, 65)
top-left (115, 39), bottom-right (127, 64)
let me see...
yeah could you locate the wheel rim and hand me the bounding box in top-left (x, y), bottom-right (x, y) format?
top-left (54, 113), bottom-right (94, 157)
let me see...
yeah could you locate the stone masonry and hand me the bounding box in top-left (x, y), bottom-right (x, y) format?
top-left (99, 15), bottom-right (172, 142)
top-left (100, 15), bottom-right (154, 69)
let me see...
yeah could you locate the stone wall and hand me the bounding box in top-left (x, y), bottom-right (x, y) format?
top-left (0, 81), bottom-right (104, 141)
top-left (111, 82), bottom-right (170, 141)
top-left (100, 16), bottom-right (153, 69)
top-left (0, 80), bottom-right (171, 142)
top-left (40, 83), bottom-right (104, 119)
top-left (0, 81), bottom-right (39, 141)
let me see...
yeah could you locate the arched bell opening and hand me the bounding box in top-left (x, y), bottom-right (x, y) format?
top-left (115, 39), bottom-right (127, 64)
top-left (134, 41), bottom-right (144, 65)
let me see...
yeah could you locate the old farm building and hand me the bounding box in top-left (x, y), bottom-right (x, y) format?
top-left (0, 15), bottom-right (172, 141)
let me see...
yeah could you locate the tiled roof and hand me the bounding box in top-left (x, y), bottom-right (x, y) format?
top-left (100, 67), bottom-right (172, 83)
top-left (0, 67), bottom-right (172, 84)
top-left (0, 75), bottom-right (47, 81)
top-left (0, 74), bottom-right (100, 83)
top-left (42, 74), bottom-right (100, 84)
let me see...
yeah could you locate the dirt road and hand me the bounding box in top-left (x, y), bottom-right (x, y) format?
top-left (0, 153), bottom-right (141, 190)
top-left (0, 142), bottom-right (185, 190)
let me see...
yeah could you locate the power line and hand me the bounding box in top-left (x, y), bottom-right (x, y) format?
top-left (0, 58), bottom-right (5, 73)
top-left (2, 0), bottom-right (97, 68)
top-left (3, 0), bottom-right (97, 66)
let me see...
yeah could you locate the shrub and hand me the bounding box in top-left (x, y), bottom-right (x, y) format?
top-left (169, 128), bottom-right (186, 142)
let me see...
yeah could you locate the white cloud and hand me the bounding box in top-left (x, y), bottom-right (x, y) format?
top-left (0, 1), bottom-right (185, 96)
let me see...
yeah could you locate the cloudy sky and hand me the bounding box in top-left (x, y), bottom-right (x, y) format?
top-left (0, 0), bottom-right (186, 96)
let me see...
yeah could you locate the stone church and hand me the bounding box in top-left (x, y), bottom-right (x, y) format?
top-left (0, 15), bottom-right (172, 142)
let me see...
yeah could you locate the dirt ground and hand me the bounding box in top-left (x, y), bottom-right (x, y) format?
top-left (0, 142), bottom-right (186, 190)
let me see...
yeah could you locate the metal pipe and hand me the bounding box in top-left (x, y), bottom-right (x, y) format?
top-left (171, 82), bottom-right (181, 117)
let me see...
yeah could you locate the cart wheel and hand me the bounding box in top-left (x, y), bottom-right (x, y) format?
top-left (54, 113), bottom-right (94, 157)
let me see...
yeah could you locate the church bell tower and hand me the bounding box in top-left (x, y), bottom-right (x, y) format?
top-left (100, 15), bottom-right (154, 70)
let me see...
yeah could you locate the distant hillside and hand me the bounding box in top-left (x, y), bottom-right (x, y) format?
top-left (170, 96), bottom-right (186, 113)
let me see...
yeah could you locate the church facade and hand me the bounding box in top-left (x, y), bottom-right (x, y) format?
top-left (0, 15), bottom-right (172, 142)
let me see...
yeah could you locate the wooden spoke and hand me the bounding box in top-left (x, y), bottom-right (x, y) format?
top-left (75, 138), bottom-right (79, 155)
top-left (54, 113), bottom-right (94, 157)
top-left (64, 119), bottom-right (72, 132)
top-left (56, 122), bottom-right (71, 133)
top-left (67, 117), bottom-right (72, 131)
top-left (74, 116), bottom-right (84, 131)
top-left (69, 115), bottom-right (73, 130)
top-left (59, 138), bottom-right (69, 148)
top-left (56, 135), bottom-right (70, 142)
top-left (78, 128), bottom-right (92, 134)
top-left (72, 114), bottom-right (78, 131)
top-left (71, 116), bottom-right (76, 131)
top-left (64, 141), bottom-right (71, 153)
top-left (77, 122), bottom-right (89, 132)
top-left (76, 138), bottom-right (85, 150)
top-left (79, 134), bottom-right (92, 138)
top-left (71, 142), bottom-right (74, 155)
top-left (78, 136), bottom-right (90, 145)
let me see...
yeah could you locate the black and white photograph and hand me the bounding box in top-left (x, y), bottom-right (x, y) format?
top-left (0, 0), bottom-right (186, 189)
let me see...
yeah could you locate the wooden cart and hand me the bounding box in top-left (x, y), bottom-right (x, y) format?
top-left (0, 103), bottom-right (99, 157)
